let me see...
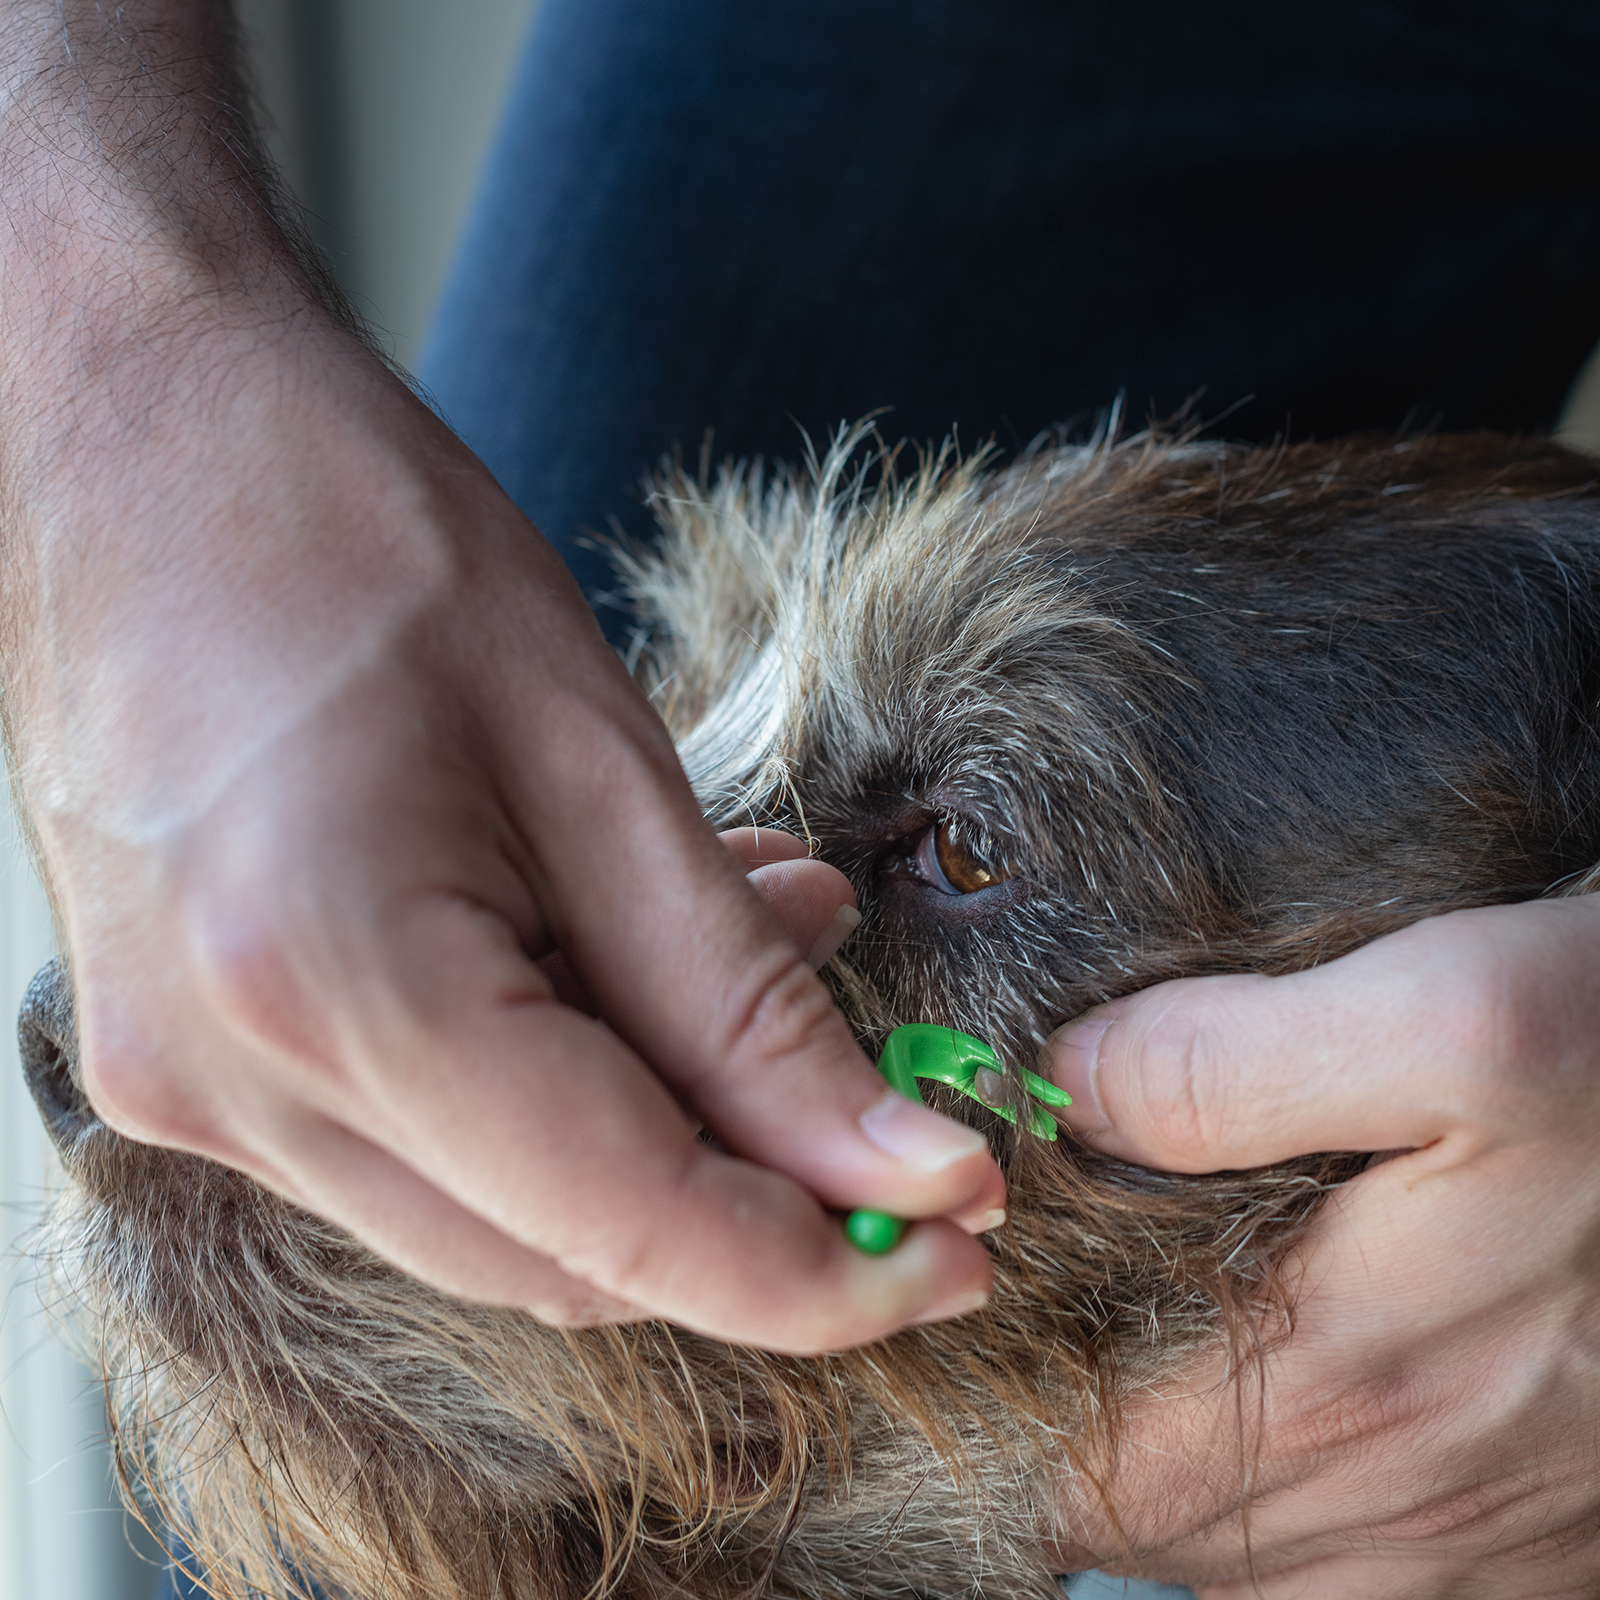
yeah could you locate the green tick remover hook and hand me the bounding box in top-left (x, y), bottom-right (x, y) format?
top-left (844, 1024), bottom-right (1071, 1254)
top-left (875, 1024), bottom-right (1071, 1139)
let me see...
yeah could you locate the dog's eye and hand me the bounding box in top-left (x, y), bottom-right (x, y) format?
top-left (913, 818), bottom-right (1011, 895)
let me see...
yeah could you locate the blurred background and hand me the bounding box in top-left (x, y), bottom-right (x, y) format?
top-left (242, 0), bottom-right (541, 374)
top-left (0, 8), bottom-right (538, 1600)
top-left (1, 5), bottom-right (1597, 1600)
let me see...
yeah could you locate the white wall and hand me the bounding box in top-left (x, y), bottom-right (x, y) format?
top-left (332, 0), bottom-right (539, 372)
top-left (237, 0), bottom-right (540, 374)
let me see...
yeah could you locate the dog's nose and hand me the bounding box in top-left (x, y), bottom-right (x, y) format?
top-left (19, 958), bottom-right (100, 1153)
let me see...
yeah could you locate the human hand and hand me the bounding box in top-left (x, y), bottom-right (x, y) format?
top-left (1041, 895), bottom-right (1600, 1598)
top-left (14, 349), bottom-right (1006, 1351)
top-left (13, 349), bottom-right (1004, 1354)
top-left (0, 2), bottom-right (1001, 1356)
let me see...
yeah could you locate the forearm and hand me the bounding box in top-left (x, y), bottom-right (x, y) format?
top-left (0, 0), bottom-right (331, 357)
top-left (0, 2), bottom-right (440, 832)
top-left (0, 0), bottom-right (362, 543)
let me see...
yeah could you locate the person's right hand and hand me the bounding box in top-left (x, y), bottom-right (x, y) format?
top-left (1, 2), bottom-right (1002, 1356)
top-left (16, 331), bottom-right (1003, 1352)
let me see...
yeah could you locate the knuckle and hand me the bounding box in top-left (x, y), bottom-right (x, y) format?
top-left (1126, 988), bottom-right (1238, 1156)
top-left (562, 1217), bottom-right (658, 1307)
top-left (79, 1029), bottom-right (213, 1148)
top-left (1284, 1368), bottom-right (1425, 1469)
top-left (1422, 940), bottom-right (1559, 1120)
top-left (1448, 968), bottom-right (1516, 1072)
top-left (554, 1151), bottom-right (701, 1306)
top-left (707, 951), bottom-right (843, 1089)
top-left (183, 887), bottom-right (340, 1071)
top-left (1428, 937), bottom-right (1509, 1045)
top-left (1479, 977), bottom-right (1557, 1085)
top-left (190, 915), bottom-right (310, 1052)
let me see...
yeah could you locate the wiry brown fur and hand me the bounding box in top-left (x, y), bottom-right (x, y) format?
top-left (22, 422), bottom-right (1600, 1599)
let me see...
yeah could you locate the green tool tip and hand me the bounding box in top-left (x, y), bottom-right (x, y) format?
top-left (844, 1209), bottom-right (906, 1254)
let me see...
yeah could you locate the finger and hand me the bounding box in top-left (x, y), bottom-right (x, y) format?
top-left (289, 892), bottom-right (995, 1350)
top-left (249, 1109), bottom-right (648, 1323)
top-left (716, 826), bottom-right (813, 867)
top-left (723, 839), bottom-right (1003, 1226)
top-left (159, 674), bottom-right (1002, 1342)
top-left (1041, 897), bottom-right (1600, 1172)
top-left (742, 857), bottom-right (863, 969)
top-left (302, 1062), bottom-right (991, 1350)
top-left (533, 846), bottom-right (857, 1018)
top-left (486, 622), bottom-right (1006, 1230)
top-left (729, 856), bottom-right (998, 1230)
top-left (719, 827), bottom-right (863, 968)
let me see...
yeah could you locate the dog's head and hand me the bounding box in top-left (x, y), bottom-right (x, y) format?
top-left (23, 426), bottom-right (1600, 1599)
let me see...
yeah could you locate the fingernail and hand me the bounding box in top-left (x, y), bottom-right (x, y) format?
top-left (860, 1090), bottom-right (988, 1171)
top-left (955, 1206), bottom-right (1007, 1235)
top-left (911, 1286), bottom-right (989, 1325)
top-left (1046, 1012), bottom-right (1115, 1137)
top-left (808, 904), bottom-right (862, 970)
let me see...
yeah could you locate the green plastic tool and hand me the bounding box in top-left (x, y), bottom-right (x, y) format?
top-left (845, 1023), bottom-right (1071, 1254)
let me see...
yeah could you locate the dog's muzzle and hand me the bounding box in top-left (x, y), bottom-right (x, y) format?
top-left (19, 958), bottom-right (98, 1153)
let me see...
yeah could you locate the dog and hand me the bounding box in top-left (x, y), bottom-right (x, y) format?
top-left (20, 422), bottom-right (1600, 1600)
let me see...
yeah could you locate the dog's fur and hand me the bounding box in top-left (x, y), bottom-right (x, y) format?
top-left (20, 424), bottom-right (1600, 1600)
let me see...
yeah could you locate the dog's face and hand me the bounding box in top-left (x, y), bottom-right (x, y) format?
top-left (22, 429), bottom-right (1600, 1600)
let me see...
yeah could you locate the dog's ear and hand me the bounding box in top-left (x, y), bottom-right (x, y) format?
top-left (19, 958), bottom-right (97, 1152)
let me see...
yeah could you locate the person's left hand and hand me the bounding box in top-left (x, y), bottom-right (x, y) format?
top-left (1037, 893), bottom-right (1600, 1598)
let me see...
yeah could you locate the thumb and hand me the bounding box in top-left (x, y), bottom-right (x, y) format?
top-left (1040, 900), bottom-right (1600, 1172)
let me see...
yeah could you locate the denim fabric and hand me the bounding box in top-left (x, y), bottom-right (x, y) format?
top-left (149, 1545), bottom-right (205, 1600)
top-left (149, 1543), bottom-right (325, 1600)
top-left (419, 0), bottom-right (1600, 640)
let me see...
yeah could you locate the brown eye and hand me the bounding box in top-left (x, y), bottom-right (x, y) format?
top-left (921, 816), bottom-right (1010, 894)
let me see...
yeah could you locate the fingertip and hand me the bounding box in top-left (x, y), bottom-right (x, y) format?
top-left (858, 1088), bottom-right (990, 1171)
top-left (660, 1202), bottom-right (995, 1355)
top-left (716, 826), bottom-right (812, 867)
top-left (807, 903), bottom-right (862, 970)
top-left (806, 1219), bottom-right (993, 1352)
top-left (953, 1205), bottom-right (1007, 1236)
top-left (909, 1286), bottom-right (991, 1326)
top-left (739, 856), bottom-right (858, 964)
top-left (892, 1220), bottom-right (993, 1327)
top-left (1044, 964), bottom-right (1455, 1173)
top-left (1044, 1007), bottom-right (1117, 1141)
top-left (1044, 980), bottom-right (1275, 1169)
